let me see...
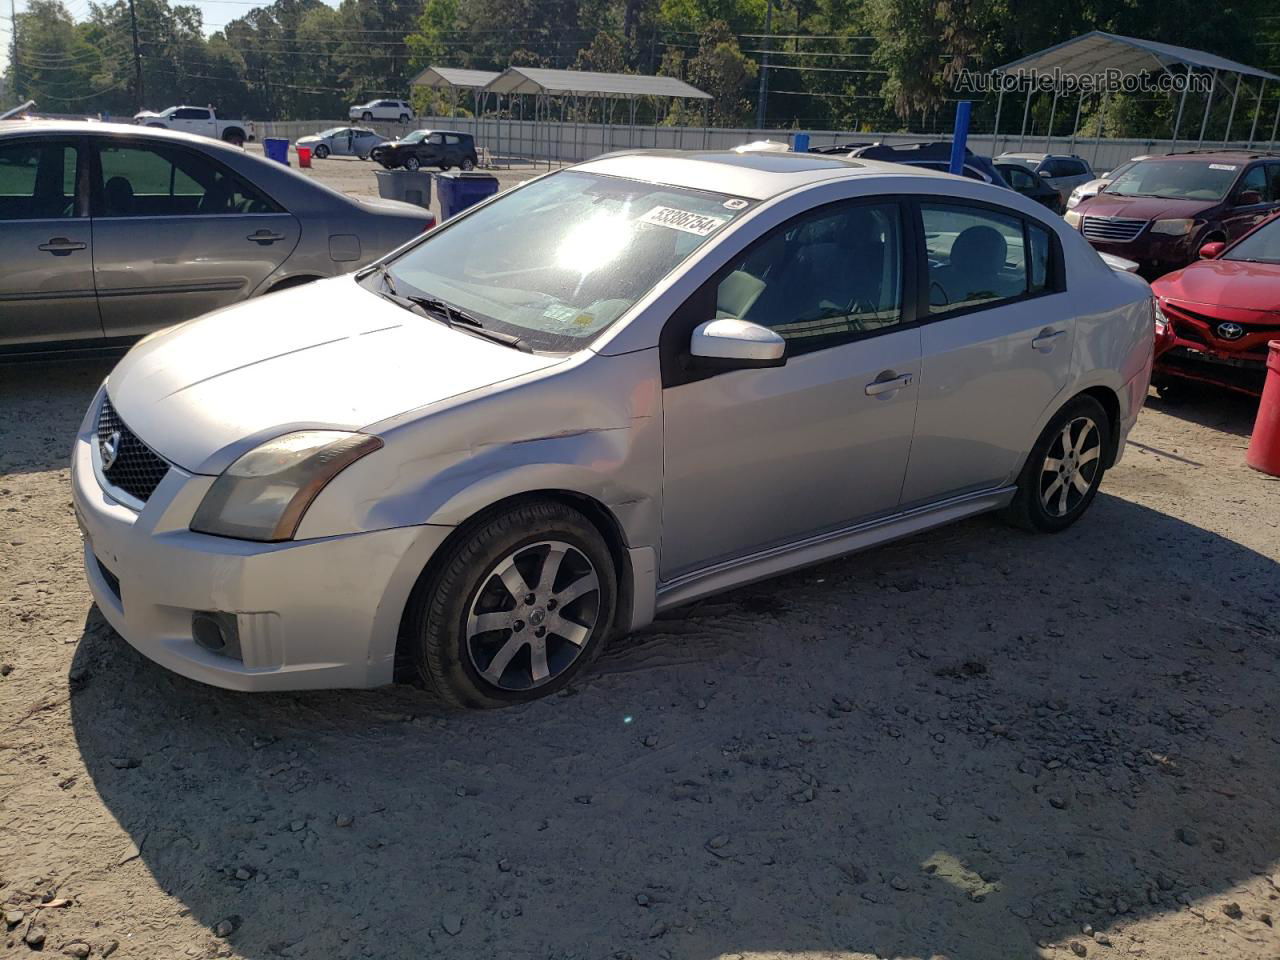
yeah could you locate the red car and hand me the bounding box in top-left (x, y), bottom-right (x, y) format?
top-left (1151, 212), bottom-right (1280, 397)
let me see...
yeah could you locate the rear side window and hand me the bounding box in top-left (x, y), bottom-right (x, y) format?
top-left (0, 141), bottom-right (79, 220)
top-left (922, 202), bottom-right (1050, 313)
top-left (97, 142), bottom-right (279, 217)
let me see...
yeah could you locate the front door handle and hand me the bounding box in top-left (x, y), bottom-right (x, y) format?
top-left (865, 372), bottom-right (913, 396)
top-left (38, 237), bottom-right (87, 255)
top-left (247, 229), bottom-right (285, 244)
top-left (1032, 328), bottom-right (1066, 352)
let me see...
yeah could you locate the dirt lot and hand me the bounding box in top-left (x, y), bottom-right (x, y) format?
top-left (3, 153), bottom-right (1280, 960)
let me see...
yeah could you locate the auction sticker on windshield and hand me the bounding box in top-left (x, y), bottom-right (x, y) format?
top-left (639, 206), bottom-right (729, 236)
top-left (1209, 164), bottom-right (1237, 171)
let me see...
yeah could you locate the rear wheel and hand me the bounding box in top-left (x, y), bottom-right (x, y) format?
top-left (404, 500), bottom-right (617, 709)
top-left (398, 113), bottom-right (409, 123)
top-left (460, 157), bottom-right (476, 171)
top-left (221, 129), bottom-right (246, 147)
top-left (403, 155), bottom-right (420, 171)
top-left (439, 163), bottom-right (452, 172)
top-left (362, 111), bottom-right (373, 121)
top-left (312, 143), bottom-right (330, 159)
top-left (1001, 395), bottom-right (1111, 533)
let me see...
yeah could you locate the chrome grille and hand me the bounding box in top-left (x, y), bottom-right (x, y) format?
top-left (95, 395), bottom-right (170, 504)
top-left (1081, 216), bottom-right (1148, 243)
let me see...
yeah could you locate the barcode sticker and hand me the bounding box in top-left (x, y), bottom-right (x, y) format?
top-left (1209, 163), bottom-right (1237, 171)
top-left (638, 206), bottom-right (728, 236)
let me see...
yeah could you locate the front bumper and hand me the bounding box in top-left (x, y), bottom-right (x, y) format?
top-left (71, 412), bottom-right (452, 691)
top-left (1084, 233), bottom-right (1194, 281)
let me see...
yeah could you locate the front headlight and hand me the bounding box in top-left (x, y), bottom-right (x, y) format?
top-left (1064, 210), bottom-right (1082, 228)
top-left (1153, 300), bottom-right (1169, 335)
top-left (1151, 218), bottom-right (1194, 237)
top-left (190, 431), bottom-right (382, 542)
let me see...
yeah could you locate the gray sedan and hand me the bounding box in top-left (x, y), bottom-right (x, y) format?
top-left (295, 126), bottom-right (384, 160)
top-left (0, 121), bottom-right (434, 357)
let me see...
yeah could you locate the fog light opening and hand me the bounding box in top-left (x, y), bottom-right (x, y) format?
top-left (192, 612), bottom-right (243, 661)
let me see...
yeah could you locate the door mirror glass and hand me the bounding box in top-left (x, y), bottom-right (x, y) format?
top-left (1199, 241), bottom-right (1225, 259)
top-left (689, 318), bottom-right (786, 368)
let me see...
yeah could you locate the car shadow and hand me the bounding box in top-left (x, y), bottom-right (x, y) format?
top-left (68, 494), bottom-right (1280, 959)
top-left (0, 356), bottom-right (114, 474)
top-left (1145, 383), bottom-right (1259, 439)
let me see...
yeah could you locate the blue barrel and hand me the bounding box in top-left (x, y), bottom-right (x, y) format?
top-left (435, 172), bottom-right (499, 220)
top-left (263, 137), bottom-right (290, 165)
top-left (792, 132), bottom-right (811, 153)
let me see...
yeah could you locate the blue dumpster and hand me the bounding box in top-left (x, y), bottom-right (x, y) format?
top-left (263, 137), bottom-right (290, 165)
top-left (435, 172), bottom-right (499, 220)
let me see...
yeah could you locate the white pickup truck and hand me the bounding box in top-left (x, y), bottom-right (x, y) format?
top-left (132, 106), bottom-right (254, 146)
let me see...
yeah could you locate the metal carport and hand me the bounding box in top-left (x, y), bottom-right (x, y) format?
top-left (410, 67), bottom-right (501, 118)
top-left (992, 31), bottom-right (1280, 164)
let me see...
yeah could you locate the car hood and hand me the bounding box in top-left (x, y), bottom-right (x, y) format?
top-left (296, 135), bottom-right (322, 145)
top-left (133, 110), bottom-right (165, 121)
top-left (1076, 193), bottom-right (1212, 221)
top-left (107, 277), bottom-right (564, 475)
top-left (1153, 258), bottom-right (1280, 311)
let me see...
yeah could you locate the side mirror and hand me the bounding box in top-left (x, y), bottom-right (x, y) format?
top-left (1235, 190), bottom-right (1262, 206)
top-left (689, 318), bottom-right (786, 369)
top-left (1199, 241), bottom-right (1225, 259)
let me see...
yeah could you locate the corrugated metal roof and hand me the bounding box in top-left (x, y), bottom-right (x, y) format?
top-left (996, 31), bottom-right (1279, 83)
top-left (483, 66), bottom-right (712, 100)
top-left (411, 67), bottom-right (502, 90)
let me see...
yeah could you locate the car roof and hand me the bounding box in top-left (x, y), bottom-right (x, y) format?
top-left (1148, 150), bottom-right (1276, 163)
top-left (575, 149), bottom-right (959, 200)
top-left (0, 119), bottom-right (243, 153)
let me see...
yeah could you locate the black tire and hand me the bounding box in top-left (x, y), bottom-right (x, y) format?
top-left (460, 157), bottom-right (476, 171)
top-left (439, 163), bottom-right (452, 172)
top-left (403, 155), bottom-right (421, 171)
top-left (358, 154), bottom-right (368, 161)
top-left (221, 129), bottom-right (246, 147)
top-left (1000, 395), bottom-right (1112, 533)
top-left (362, 111), bottom-right (373, 121)
top-left (398, 113), bottom-right (409, 123)
top-left (313, 143), bottom-right (329, 159)
top-left (404, 500), bottom-right (618, 709)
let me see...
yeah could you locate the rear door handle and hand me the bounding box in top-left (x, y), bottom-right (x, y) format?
top-left (38, 237), bottom-right (87, 255)
top-left (1032, 329), bottom-right (1066, 352)
top-left (865, 373), bottom-right (913, 396)
top-left (247, 229), bottom-right (285, 244)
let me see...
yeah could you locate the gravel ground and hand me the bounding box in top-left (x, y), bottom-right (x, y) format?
top-left (3, 154), bottom-right (1280, 960)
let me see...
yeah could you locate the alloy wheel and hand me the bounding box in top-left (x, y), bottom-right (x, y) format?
top-left (464, 540), bottom-right (601, 691)
top-left (1039, 416), bottom-right (1101, 517)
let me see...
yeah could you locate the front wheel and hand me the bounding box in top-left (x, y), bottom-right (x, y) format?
top-left (398, 113), bottom-right (409, 124)
top-left (313, 144), bottom-right (330, 159)
top-left (403, 155), bottom-right (420, 171)
top-left (404, 500), bottom-right (617, 708)
top-left (362, 111), bottom-right (373, 121)
top-left (1000, 395), bottom-right (1111, 533)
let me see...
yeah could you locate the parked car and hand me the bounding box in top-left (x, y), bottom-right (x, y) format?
top-left (1065, 151), bottom-right (1280, 280)
top-left (995, 161), bottom-right (1063, 214)
top-left (1066, 156), bottom-right (1149, 210)
top-left (1, 122), bottom-right (434, 357)
top-left (71, 149), bottom-right (1153, 706)
top-left (996, 153), bottom-right (1094, 204)
top-left (295, 126), bottom-right (384, 160)
top-left (1151, 211), bottom-right (1280, 397)
top-left (349, 99), bottom-right (414, 123)
top-left (133, 105), bottom-right (252, 147)
top-left (815, 140), bottom-right (1009, 186)
top-left (371, 129), bottom-right (478, 172)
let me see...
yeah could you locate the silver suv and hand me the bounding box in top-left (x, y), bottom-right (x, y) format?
top-left (72, 150), bottom-right (1154, 707)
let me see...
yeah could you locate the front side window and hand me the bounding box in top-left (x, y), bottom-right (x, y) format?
top-left (174, 108), bottom-right (210, 120)
top-left (1236, 165), bottom-right (1268, 201)
top-left (1223, 215), bottom-right (1280, 264)
top-left (383, 170), bottom-right (756, 352)
top-left (715, 201), bottom-right (903, 353)
top-left (923, 203), bottom-right (1032, 312)
top-left (97, 142), bottom-right (278, 217)
top-left (0, 140), bottom-right (79, 220)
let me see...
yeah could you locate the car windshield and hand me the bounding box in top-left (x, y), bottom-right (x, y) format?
top-left (1105, 159), bottom-right (1237, 201)
top-left (383, 170), bottom-right (756, 352)
top-left (1223, 216), bottom-right (1280, 263)
top-left (317, 127), bottom-right (344, 138)
top-left (401, 130), bottom-right (428, 144)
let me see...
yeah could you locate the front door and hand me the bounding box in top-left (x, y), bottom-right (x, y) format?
top-left (661, 199), bottom-right (921, 579)
top-left (902, 200), bottom-right (1074, 506)
top-left (0, 136), bottom-right (102, 349)
top-left (90, 137), bottom-right (300, 337)
top-left (1222, 164), bottom-right (1276, 240)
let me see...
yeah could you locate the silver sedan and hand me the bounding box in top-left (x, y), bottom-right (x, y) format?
top-left (1, 122), bottom-right (433, 357)
top-left (295, 126), bottom-right (385, 160)
top-left (72, 150), bottom-right (1154, 707)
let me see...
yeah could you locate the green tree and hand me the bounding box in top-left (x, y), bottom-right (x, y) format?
top-left (687, 19), bottom-right (756, 124)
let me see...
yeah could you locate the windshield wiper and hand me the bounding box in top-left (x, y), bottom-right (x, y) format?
top-left (409, 296), bottom-right (532, 351)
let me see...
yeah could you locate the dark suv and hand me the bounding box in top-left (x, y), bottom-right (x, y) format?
top-left (1068, 151), bottom-right (1280, 280)
top-left (812, 140), bottom-right (1009, 186)
top-left (371, 130), bottom-right (479, 172)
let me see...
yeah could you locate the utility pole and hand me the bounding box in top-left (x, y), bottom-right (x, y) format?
top-left (128, 0), bottom-right (143, 111)
top-left (755, 0), bottom-right (770, 129)
top-left (10, 0), bottom-right (20, 99)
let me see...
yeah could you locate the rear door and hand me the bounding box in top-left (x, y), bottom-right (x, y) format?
top-left (902, 199), bottom-right (1073, 506)
top-left (0, 135), bottom-right (102, 349)
top-left (90, 136), bottom-right (300, 338)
